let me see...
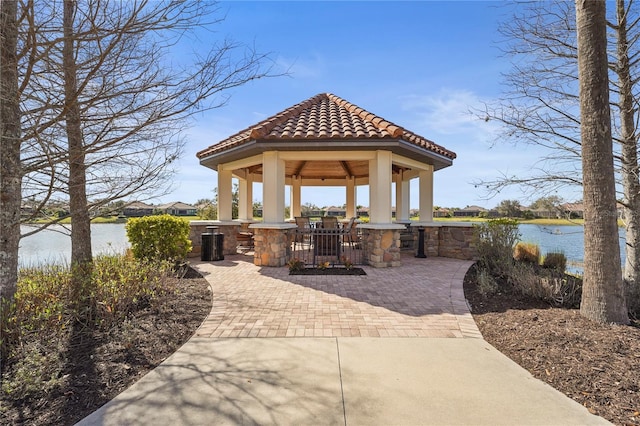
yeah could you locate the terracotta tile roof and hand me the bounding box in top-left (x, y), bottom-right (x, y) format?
top-left (196, 93), bottom-right (456, 160)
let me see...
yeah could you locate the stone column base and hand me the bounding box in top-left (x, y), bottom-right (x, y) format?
top-left (250, 224), bottom-right (297, 267)
top-left (360, 225), bottom-right (404, 268)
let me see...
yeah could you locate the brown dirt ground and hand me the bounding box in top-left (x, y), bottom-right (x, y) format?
top-left (4, 264), bottom-right (639, 425)
top-left (0, 268), bottom-right (211, 426)
top-left (464, 264), bottom-right (640, 426)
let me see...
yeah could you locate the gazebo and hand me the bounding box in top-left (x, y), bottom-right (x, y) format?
top-left (194, 93), bottom-right (474, 267)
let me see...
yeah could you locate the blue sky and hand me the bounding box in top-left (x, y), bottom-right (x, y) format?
top-left (156, 1), bottom-right (583, 210)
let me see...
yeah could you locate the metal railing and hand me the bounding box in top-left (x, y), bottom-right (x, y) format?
top-left (290, 226), bottom-right (365, 266)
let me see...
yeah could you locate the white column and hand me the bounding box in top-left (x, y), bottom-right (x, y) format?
top-left (291, 176), bottom-right (301, 219)
top-left (238, 173), bottom-right (254, 220)
top-left (419, 165), bottom-right (434, 222)
top-left (368, 150), bottom-right (393, 224)
top-left (394, 172), bottom-right (403, 221)
top-left (394, 171), bottom-right (411, 221)
top-left (346, 176), bottom-right (356, 218)
top-left (262, 151), bottom-right (285, 223)
top-left (217, 167), bottom-right (233, 221)
top-left (401, 175), bottom-right (410, 221)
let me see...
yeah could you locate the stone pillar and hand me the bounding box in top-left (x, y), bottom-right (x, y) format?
top-left (217, 167), bottom-right (233, 221)
top-left (359, 224), bottom-right (404, 267)
top-left (262, 151), bottom-right (285, 223)
top-left (250, 224), bottom-right (297, 267)
top-left (419, 166), bottom-right (434, 222)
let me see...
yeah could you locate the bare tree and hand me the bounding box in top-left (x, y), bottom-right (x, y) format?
top-left (63, 0), bottom-right (92, 271)
top-left (481, 0), bottom-right (640, 299)
top-left (16, 0), bottom-right (276, 267)
top-left (0, 0), bottom-right (21, 301)
top-left (576, 0), bottom-right (629, 324)
top-left (614, 0), bottom-right (640, 291)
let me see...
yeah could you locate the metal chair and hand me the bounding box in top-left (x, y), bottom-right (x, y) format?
top-left (342, 217), bottom-right (358, 249)
top-left (321, 216), bottom-right (339, 229)
top-left (294, 216), bottom-right (312, 252)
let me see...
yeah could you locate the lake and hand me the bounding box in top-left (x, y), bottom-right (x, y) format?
top-left (19, 224), bottom-right (130, 267)
top-left (18, 223), bottom-right (626, 270)
top-left (519, 224), bottom-right (626, 271)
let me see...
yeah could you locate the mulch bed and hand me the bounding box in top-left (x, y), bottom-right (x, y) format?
top-left (0, 269), bottom-right (211, 426)
top-left (464, 263), bottom-right (640, 426)
top-left (289, 267), bottom-right (366, 276)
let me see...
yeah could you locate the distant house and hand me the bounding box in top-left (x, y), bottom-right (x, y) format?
top-left (300, 208), bottom-right (324, 217)
top-left (561, 202), bottom-right (584, 219)
top-left (561, 201), bottom-right (626, 220)
top-left (357, 207), bottom-right (369, 217)
top-left (325, 206), bottom-right (346, 217)
top-left (122, 201), bottom-right (154, 217)
top-left (453, 205), bottom-right (487, 217)
top-left (433, 208), bottom-right (451, 218)
top-left (157, 201), bottom-right (197, 216)
top-left (530, 207), bottom-right (558, 219)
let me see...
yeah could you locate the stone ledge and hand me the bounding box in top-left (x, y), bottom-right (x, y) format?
top-left (410, 222), bottom-right (475, 228)
top-left (358, 223), bottom-right (406, 230)
top-left (189, 220), bottom-right (241, 226)
top-left (249, 223), bottom-right (298, 230)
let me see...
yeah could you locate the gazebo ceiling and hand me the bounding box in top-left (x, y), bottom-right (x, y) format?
top-left (197, 93), bottom-right (457, 177)
top-left (245, 160), bottom-right (409, 180)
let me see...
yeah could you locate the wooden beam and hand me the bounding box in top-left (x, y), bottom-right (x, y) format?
top-left (293, 161), bottom-right (307, 176)
top-left (340, 161), bottom-right (353, 177)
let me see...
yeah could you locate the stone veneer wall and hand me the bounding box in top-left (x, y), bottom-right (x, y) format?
top-left (438, 226), bottom-right (476, 260)
top-left (252, 228), bottom-right (292, 267)
top-left (412, 225), bottom-right (476, 260)
top-left (188, 222), bottom-right (239, 258)
top-left (363, 228), bottom-right (402, 268)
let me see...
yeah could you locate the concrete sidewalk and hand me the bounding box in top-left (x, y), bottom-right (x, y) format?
top-left (78, 337), bottom-right (609, 425)
top-left (77, 256), bottom-right (611, 425)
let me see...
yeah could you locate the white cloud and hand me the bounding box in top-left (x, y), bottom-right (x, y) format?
top-left (400, 89), bottom-right (501, 142)
top-left (275, 53), bottom-right (326, 80)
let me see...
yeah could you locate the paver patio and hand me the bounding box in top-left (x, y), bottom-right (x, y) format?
top-left (193, 254), bottom-right (481, 339)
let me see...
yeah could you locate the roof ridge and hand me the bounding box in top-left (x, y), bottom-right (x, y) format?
top-left (327, 93), bottom-right (404, 138)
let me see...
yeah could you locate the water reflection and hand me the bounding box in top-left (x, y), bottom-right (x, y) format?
top-left (19, 224), bottom-right (129, 267)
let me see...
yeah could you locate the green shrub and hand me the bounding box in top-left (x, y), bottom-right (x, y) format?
top-left (197, 203), bottom-right (217, 220)
top-left (510, 262), bottom-right (544, 297)
top-left (514, 242), bottom-right (540, 264)
top-left (473, 218), bottom-right (520, 278)
top-left (509, 262), bottom-right (582, 308)
top-left (476, 268), bottom-right (499, 297)
top-left (90, 254), bottom-right (173, 328)
top-left (1, 341), bottom-right (65, 399)
top-left (542, 252), bottom-right (567, 272)
top-left (126, 214), bottom-right (192, 263)
top-left (1, 254), bottom-right (175, 366)
top-left (9, 265), bottom-right (72, 338)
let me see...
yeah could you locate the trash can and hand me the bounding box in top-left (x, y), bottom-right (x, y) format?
top-left (211, 232), bottom-right (224, 261)
top-left (201, 233), bottom-right (214, 261)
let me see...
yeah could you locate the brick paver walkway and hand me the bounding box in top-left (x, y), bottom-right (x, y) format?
top-left (193, 254), bottom-right (481, 338)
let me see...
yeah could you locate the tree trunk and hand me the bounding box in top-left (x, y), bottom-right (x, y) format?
top-left (616, 0), bottom-right (640, 299)
top-left (576, 0), bottom-right (629, 324)
top-left (63, 1), bottom-right (92, 279)
top-left (0, 0), bottom-right (21, 301)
